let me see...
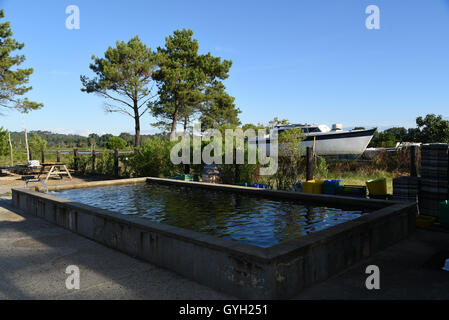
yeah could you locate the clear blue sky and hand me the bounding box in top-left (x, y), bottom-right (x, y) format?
top-left (1, 0), bottom-right (449, 136)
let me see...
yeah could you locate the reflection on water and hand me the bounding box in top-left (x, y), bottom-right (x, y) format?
top-left (53, 184), bottom-right (368, 248)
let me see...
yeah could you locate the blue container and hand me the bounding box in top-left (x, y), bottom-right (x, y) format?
top-left (290, 182), bottom-right (302, 192)
top-left (252, 184), bottom-right (268, 189)
top-left (322, 179), bottom-right (343, 195)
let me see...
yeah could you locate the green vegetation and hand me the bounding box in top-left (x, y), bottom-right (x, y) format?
top-left (129, 136), bottom-right (179, 177)
top-left (151, 29), bottom-right (240, 137)
top-left (0, 126), bottom-right (8, 156)
top-left (326, 170), bottom-right (396, 194)
top-left (268, 128), bottom-right (304, 190)
top-left (0, 10), bottom-right (42, 112)
top-left (106, 136), bottom-right (127, 150)
top-left (5, 130), bottom-right (153, 150)
top-left (369, 113), bottom-right (449, 147)
top-left (81, 36), bottom-right (156, 147)
top-left (416, 114), bottom-right (449, 143)
top-left (28, 133), bottom-right (47, 155)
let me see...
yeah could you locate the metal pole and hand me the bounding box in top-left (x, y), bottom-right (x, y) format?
top-left (306, 146), bottom-right (314, 181)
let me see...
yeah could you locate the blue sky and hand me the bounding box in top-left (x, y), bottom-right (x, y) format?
top-left (1, 0), bottom-right (449, 136)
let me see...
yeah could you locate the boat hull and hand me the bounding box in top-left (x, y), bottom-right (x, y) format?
top-left (250, 128), bottom-right (376, 159)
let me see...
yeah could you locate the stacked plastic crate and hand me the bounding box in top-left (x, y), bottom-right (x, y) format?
top-left (419, 143), bottom-right (449, 217)
top-left (392, 176), bottom-right (419, 202)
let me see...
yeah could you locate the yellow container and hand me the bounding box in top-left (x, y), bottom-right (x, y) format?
top-left (302, 180), bottom-right (325, 194)
top-left (302, 180), bottom-right (314, 193)
top-left (313, 179), bottom-right (325, 194)
top-left (366, 178), bottom-right (387, 195)
top-left (416, 215), bottom-right (436, 228)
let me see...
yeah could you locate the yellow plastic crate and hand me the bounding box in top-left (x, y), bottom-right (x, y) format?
top-left (366, 178), bottom-right (387, 195)
top-left (416, 215), bottom-right (436, 228)
top-left (302, 181), bottom-right (314, 193)
top-left (313, 180), bottom-right (325, 194)
top-left (302, 180), bottom-right (325, 194)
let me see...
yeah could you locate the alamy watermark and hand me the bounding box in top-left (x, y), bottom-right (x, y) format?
top-left (66, 5), bottom-right (80, 30)
top-left (365, 5), bottom-right (380, 30)
top-left (65, 265), bottom-right (80, 290)
top-left (170, 122), bottom-right (279, 175)
top-left (365, 265), bottom-right (380, 290)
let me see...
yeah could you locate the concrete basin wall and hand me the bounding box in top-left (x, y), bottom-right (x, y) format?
top-left (12, 177), bottom-right (416, 299)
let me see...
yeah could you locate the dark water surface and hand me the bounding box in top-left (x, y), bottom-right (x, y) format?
top-left (53, 183), bottom-right (369, 248)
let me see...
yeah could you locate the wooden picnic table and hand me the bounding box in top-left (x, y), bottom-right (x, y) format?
top-left (38, 162), bottom-right (72, 181)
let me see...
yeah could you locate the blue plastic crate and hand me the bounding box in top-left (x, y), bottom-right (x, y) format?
top-left (322, 179), bottom-right (343, 195)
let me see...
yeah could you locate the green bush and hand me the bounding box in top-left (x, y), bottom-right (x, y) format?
top-left (129, 136), bottom-right (179, 177)
top-left (314, 156), bottom-right (329, 179)
top-left (0, 127), bottom-right (8, 156)
top-left (267, 128), bottom-right (305, 190)
top-left (28, 133), bottom-right (47, 155)
top-left (106, 136), bottom-right (127, 150)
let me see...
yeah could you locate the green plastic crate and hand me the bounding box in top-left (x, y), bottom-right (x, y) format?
top-left (236, 182), bottom-right (252, 187)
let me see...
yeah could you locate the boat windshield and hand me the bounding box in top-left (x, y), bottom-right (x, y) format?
top-left (308, 127), bottom-right (321, 133)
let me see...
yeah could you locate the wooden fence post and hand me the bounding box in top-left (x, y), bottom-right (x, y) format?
top-left (8, 132), bottom-right (13, 166)
top-left (410, 146), bottom-right (419, 177)
top-left (306, 146), bottom-right (314, 181)
top-left (73, 148), bottom-right (79, 172)
top-left (114, 149), bottom-right (119, 177)
top-left (41, 150), bottom-right (45, 164)
top-left (24, 128), bottom-right (30, 162)
top-left (91, 149), bottom-right (96, 174)
top-left (56, 151), bottom-right (61, 162)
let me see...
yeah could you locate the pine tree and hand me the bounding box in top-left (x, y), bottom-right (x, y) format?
top-left (0, 9), bottom-right (42, 112)
top-left (81, 36), bottom-right (156, 147)
top-left (151, 29), bottom-right (239, 138)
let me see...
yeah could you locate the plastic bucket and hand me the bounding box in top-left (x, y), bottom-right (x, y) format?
top-left (366, 178), bottom-right (387, 195)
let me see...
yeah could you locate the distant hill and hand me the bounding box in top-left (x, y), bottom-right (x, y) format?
top-left (8, 130), bottom-right (158, 149)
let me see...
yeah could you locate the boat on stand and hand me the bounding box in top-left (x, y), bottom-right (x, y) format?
top-left (249, 124), bottom-right (377, 159)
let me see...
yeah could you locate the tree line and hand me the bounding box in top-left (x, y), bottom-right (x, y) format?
top-left (4, 130), bottom-right (157, 151)
top-left (367, 114), bottom-right (449, 148)
top-left (80, 29), bottom-right (241, 147)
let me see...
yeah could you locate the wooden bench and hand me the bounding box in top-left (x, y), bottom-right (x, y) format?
top-left (38, 162), bottom-right (72, 182)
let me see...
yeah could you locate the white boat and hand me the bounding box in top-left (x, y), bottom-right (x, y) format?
top-left (249, 124), bottom-right (377, 159)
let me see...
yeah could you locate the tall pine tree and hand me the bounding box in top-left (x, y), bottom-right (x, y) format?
top-left (81, 36), bottom-right (156, 147)
top-left (151, 29), bottom-right (239, 138)
top-left (0, 9), bottom-right (42, 113)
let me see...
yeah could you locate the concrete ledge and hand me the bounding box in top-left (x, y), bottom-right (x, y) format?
top-left (145, 177), bottom-right (398, 210)
top-left (35, 177), bottom-right (149, 192)
top-left (12, 177), bottom-right (416, 299)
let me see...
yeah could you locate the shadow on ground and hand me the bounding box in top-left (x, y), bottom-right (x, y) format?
top-left (0, 197), bottom-right (234, 300)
